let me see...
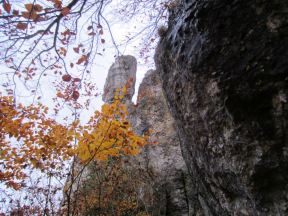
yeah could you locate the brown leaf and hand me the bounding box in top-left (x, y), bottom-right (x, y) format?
top-left (33, 4), bottom-right (43, 12)
top-left (61, 7), bottom-right (70, 16)
top-left (22, 11), bottom-right (38, 20)
top-left (12, 10), bottom-right (19, 16)
top-left (73, 47), bottom-right (79, 53)
top-left (72, 91), bottom-right (80, 100)
top-left (62, 74), bottom-right (72, 82)
top-left (76, 55), bottom-right (88, 65)
top-left (24, 3), bottom-right (33, 12)
top-left (54, 0), bottom-right (62, 9)
top-left (16, 23), bottom-right (28, 31)
top-left (3, 2), bottom-right (11, 13)
top-left (73, 78), bottom-right (81, 82)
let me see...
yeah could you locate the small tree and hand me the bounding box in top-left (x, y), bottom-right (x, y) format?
top-left (0, 87), bottom-right (151, 214)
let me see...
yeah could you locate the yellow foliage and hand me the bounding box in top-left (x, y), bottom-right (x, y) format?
top-left (75, 90), bottom-right (148, 162)
top-left (0, 88), bottom-right (150, 189)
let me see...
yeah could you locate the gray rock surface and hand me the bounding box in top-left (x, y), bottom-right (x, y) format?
top-left (156, 0), bottom-right (288, 215)
top-left (129, 69), bottom-right (191, 215)
top-left (103, 55), bottom-right (137, 103)
top-left (101, 55), bottom-right (192, 215)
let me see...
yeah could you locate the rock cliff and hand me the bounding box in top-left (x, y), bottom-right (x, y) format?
top-left (156, 0), bottom-right (288, 215)
top-left (103, 56), bottom-right (191, 215)
top-left (129, 69), bottom-right (191, 215)
top-left (103, 55), bottom-right (137, 103)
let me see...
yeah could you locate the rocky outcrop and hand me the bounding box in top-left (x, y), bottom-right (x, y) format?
top-left (103, 55), bottom-right (137, 103)
top-left (156, 0), bottom-right (288, 215)
top-left (102, 56), bottom-right (191, 215)
top-left (129, 69), bottom-right (191, 215)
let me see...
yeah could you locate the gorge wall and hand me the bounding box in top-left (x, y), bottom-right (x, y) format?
top-left (156, 0), bottom-right (288, 215)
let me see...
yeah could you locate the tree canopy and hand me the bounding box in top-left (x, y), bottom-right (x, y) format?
top-left (0, 0), bottom-right (167, 214)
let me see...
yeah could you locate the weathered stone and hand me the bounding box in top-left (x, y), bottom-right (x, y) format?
top-left (129, 69), bottom-right (191, 215)
top-left (156, 0), bottom-right (288, 215)
top-left (102, 55), bottom-right (137, 103)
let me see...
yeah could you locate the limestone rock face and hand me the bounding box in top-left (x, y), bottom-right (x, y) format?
top-left (130, 69), bottom-right (191, 215)
top-left (156, 0), bottom-right (288, 215)
top-left (103, 56), bottom-right (191, 215)
top-left (102, 55), bottom-right (137, 103)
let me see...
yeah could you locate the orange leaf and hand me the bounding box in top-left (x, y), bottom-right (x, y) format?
top-left (22, 11), bottom-right (38, 20)
top-left (59, 47), bottom-right (67, 56)
top-left (3, 2), bottom-right (11, 13)
top-left (6, 181), bottom-right (21, 190)
top-left (24, 3), bottom-right (42, 15)
top-left (54, 0), bottom-right (62, 9)
top-left (33, 4), bottom-right (43, 12)
top-left (73, 47), bottom-right (79, 53)
top-left (16, 23), bottom-right (28, 30)
top-left (61, 7), bottom-right (70, 16)
top-left (24, 3), bottom-right (33, 12)
top-left (76, 55), bottom-right (88, 65)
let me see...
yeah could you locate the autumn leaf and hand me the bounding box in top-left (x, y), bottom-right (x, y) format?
top-left (59, 47), bottom-right (67, 56)
top-left (3, 2), bottom-right (11, 13)
top-left (24, 4), bottom-right (33, 12)
top-left (22, 11), bottom-right (38, 20)
top-left (12, 10), bottom-right (19, 16)
top-left (76, 55), bottom-right (88, 65)
top-left (72, 91), bottom-right (80, 100)
top-left (33, 4), bottom-right (43, 12)
top-left (53, 0), bottom-right (62, 9)
top-left (16, 23), bottom-right (28, 31)
top-left (61, 7), bottom-right (70, 16)
top-left (62, 74), bottom-right (72, 82)
top-left (73, 78), bottom-right (81, 82)
top-left (73, 47), bottom-right (79, 53)
top-left (6, 181), bottom-right (21, 190)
